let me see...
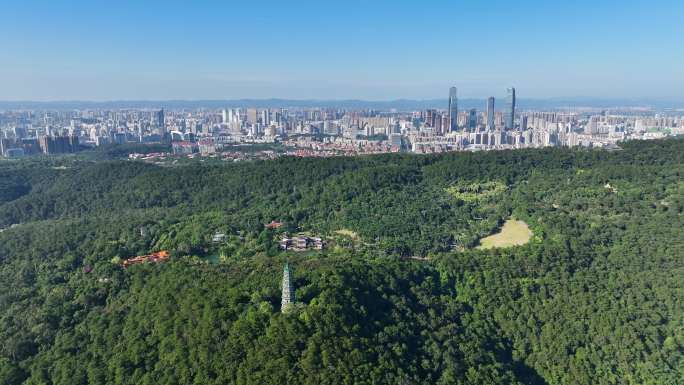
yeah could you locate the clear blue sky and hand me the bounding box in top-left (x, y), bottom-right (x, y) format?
top-left (1, 0), bottom-right (682, 100)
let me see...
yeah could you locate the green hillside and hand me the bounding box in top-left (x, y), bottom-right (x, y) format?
top-left (0, 139), bottom-right (682, 385)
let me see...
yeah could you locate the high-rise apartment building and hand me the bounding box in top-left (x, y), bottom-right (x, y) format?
top-left (247, 108), bottom-right (258, 124)
top-left (426, 109), bottom-right (436, 128)
top-left (38, 136), bottom-right (79, 154)
top-left (486, 97), bottom-right (495, 130)
top-left (520, 115), bottom-right (528, 131)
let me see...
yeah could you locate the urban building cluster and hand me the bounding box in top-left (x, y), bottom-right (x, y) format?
top-left (1, 88), bottom-right (683, 158)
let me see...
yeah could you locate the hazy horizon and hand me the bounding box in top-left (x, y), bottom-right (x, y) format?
top-left (2, 96), bottom-right (684, 103)
top-left (2, 97), bottom-right (684, 113)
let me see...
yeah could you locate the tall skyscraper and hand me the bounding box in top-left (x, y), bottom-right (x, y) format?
top-left (448, 87), bottom-right (458, 132)
top-left (155, 109), bottom-right (165, 128)
top-left (281, 262), bottom-right (294, 313)
top-left (505, 88), bottom-right (516, 130)
top-left (468, 108), bottom-right (477, 131)
top-left (486, 97), bottom-right (495, 130)
top-left (222, 109), bottom-right (229, 124)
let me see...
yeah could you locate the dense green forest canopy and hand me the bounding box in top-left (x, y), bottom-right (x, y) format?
top-left (0, 139), bottom-right (682, 384)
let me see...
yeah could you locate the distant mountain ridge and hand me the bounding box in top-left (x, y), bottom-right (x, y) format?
top-left (0, 98), bottom-right (682, 111)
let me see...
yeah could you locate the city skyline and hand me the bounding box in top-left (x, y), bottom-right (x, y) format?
top-left (2, 83), bottom-right (681, 160)
top-left (1, 0), bottom-right (683, 100)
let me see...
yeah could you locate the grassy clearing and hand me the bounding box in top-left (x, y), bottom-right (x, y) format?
top-left (445, 181), bottom-right (507, 202)
top-left (476, 219), bottom-right (532, 249)
top-left (335, 229), bottom-right (360, 240)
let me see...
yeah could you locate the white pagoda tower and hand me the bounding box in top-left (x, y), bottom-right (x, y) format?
top-left (281, 262), bottom-right (294, 312)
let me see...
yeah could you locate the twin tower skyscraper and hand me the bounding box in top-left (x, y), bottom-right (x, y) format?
top-left (448, 86), bottom-right (516, 131)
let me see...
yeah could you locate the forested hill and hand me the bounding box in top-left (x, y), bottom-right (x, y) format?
top-left (0, 139), bottom-right (682, 385)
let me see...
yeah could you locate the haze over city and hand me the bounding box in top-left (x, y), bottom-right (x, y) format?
top-left (1, 0), bottom-right (683, 101)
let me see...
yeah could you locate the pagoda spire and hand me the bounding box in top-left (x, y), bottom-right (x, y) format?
top-left (281, 262), bottom-right (294, 312)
